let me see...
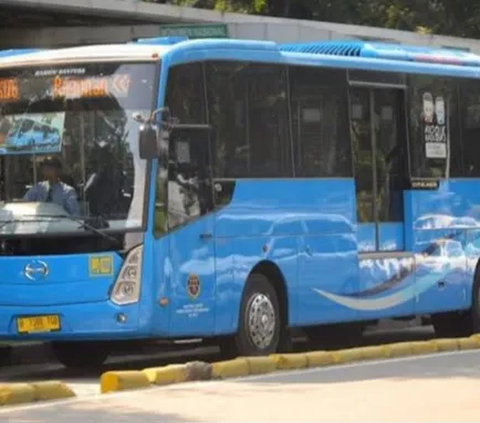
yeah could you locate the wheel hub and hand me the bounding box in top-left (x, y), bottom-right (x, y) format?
top-left (246, 293), bottom-right (275, 350)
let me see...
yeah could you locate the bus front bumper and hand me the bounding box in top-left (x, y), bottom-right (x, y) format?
top-left (0, 301), bottom-right (150, 341)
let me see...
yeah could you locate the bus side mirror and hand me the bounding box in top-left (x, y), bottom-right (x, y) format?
top-left (138, 124), bottom-right (159, 160)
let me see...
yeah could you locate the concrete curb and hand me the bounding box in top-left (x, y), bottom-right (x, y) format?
top-left (0, 381), bottom-right (75, 406)
top-left (99, 334), bottom-right (480, 394)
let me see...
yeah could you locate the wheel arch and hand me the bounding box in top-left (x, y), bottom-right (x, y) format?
top-left (470, 258), bottom-right (480, 306)
top-left (244, 260), bottom-right (290, 327)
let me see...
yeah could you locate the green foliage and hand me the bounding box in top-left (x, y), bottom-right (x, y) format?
top-left (153, 0), bottom-right (480, 38)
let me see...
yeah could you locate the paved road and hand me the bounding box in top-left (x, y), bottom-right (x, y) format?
top-left (0, 327), bottom-right (436, 397)
top-left (2, 349), bottom-right (480, 422)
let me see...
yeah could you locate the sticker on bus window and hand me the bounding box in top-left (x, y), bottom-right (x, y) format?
top-left (351, 104), bottom-right (362, 120)
top-left (425, 142), bottom-right (447, 159)
top-left (302, 108), bottom-right (321, 123)
top-left (176, 141), bottom-right (190, 164)
top-left (89, 255), bottom-right (113, 277)
top-left (0, 112), bottom-right (65, 156)
top-left (381, 106), bottom-right (393, 121)
top-left (421, 92), bottom-right (448, 159)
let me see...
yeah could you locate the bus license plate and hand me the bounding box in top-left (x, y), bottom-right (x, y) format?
top-left (16, 315), bottom-right (60, 334)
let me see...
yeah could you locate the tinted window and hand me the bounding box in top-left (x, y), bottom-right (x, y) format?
top-left (165, 63), bottom-right (206, 124)
top-left (459, 79), bottom-right (480, 177)
top-left (154, 146), bottom-right (168, 238)
top-left (350, 88), bottom-right (374, 222)
top-left (157, 64), bottom-right (213, 234)
top-left (290, 66), bottom-right (352, 177)
top-left (167, 128), bottom-right (213, 231)
top-left (206, 61), bottom-right (292, 178)
top-left (408, 75), bottom-right (461, 178)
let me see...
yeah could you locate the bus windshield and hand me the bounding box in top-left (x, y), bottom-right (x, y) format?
top-left (0, 61), bottom-right (157, 236)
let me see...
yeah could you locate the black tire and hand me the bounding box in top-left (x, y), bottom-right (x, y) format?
top-left (431, 312), bottom-right (471, 338)
top-left (51, 341), bottom-right (110, 369)
top-left (220, 273), bottom-right (282, 357)
top-left (471, 272), bottom-right (480, 334)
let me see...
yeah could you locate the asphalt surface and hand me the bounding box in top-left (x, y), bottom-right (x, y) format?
top-left (2, 349), bottom-right (480, 422)
top-left (0, 326), bottom-right (436, 397)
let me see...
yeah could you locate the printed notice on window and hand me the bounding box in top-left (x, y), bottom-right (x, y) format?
top-left (425, 142), bottom-right (447, 159)
top-left (421, 92), bottom-right (448, 159)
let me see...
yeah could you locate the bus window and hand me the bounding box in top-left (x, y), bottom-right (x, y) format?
top-left (408, 75), bottom-right (460, 179)
top-left (165, 63), bottom-right (206, 125)
top-left (289, 66), bottom-right (351, 178)
top-left (459, 79), bottom-right (480, 177)
top-left (206, 61), bottom-right (291, 178)
top-left (166, 128), bottom-right (213, 231)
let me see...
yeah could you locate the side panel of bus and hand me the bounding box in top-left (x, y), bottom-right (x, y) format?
top-left (152, 49), bottom-right (480, 338)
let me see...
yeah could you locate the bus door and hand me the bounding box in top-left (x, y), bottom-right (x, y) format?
top-left (167, 127), bottom-right (216, 336)
top-left (350, 87), bottom-right (408, 252)
top-left (350, 84), bottom-right (414, 316)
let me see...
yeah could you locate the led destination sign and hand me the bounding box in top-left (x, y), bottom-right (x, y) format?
top-left (0, 79), bottom-right (18, 102)
top-left (0, 73), bottom-right (133, 102)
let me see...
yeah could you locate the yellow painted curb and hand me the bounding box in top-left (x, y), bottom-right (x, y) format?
top-left (305, 351), bottom-right (335, 367)
top-left (240, 356), bottom-right (277, 375)
top-left (270, 353), bottom-right (308, 370)
top-left (143, 364), bottom-right (188, 386)
top-left (97, 336), bottom-right (480, 395)
top-left (357, 345), bottom-right (390, 360)
top-left (0, 381), bottom-right (75, 406)
top-left (385, 342), bottom-right (412, 357)
top-left (458, 337), bottom-right (480, 350)
top-left (212, 358), bottom-right (250, 379)
top-left (331, 347), bottom-right (365, 364)
top-left (31, 381), bottom-right (75, 401)
top-left (410, 341), bottom-right (438, 355)
top-left (469, 334), bottom-right (480, 342)
top-left (431, 338), bottom-right (459, 352)
top-left (101, 370), bottom-right (151, 394)
top-left (0, 384), bottom-right (36, 406)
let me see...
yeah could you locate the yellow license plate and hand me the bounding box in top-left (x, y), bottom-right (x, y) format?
top-left (16, 315), bottom-right (60, 334)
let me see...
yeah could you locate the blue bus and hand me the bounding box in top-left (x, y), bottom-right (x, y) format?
top-left (1, 37), bottom-right (480, 368)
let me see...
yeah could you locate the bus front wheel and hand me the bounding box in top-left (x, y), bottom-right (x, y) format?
top-left (51, 341), bottom-right (110, 369)
top-left (220, 274), bottom-right (281, 358)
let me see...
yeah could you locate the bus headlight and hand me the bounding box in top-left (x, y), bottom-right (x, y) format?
top-left (110, 245), bottom-right (143, 305)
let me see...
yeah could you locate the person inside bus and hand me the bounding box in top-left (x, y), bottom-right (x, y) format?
top-left (23, 156), bottom-right (80, 216)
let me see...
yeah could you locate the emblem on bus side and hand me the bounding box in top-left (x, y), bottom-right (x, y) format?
top-left (187, 274), bottom-right (201, 300)
top-left (24, 260), bottom-right (49, 281)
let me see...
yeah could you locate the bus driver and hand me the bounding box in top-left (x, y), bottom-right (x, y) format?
top-left (23, 156), bottom-right (80, 216)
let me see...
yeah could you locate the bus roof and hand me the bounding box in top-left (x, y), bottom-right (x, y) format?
top-left (0, 43), bottom-right (172, 68)
top-left (2, 38), bottom-right (480, 79)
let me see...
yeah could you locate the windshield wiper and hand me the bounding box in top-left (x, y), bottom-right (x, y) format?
top-left (24, 214), bottom-right (120, 245)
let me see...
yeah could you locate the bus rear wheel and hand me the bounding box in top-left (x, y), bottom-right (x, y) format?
top-left (51, 341), bottom-right (110, 369)
top-left (220, 274), bottom-right (281, 357)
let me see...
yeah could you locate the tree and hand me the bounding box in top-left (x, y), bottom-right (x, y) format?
top-left (153, 0), bottom-right (480, 38)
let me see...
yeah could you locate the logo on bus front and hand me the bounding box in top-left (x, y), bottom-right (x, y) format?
top-left (24, 260), bottom-right (49, 281)
top-left (187, 274), bottom-right (201, 300)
